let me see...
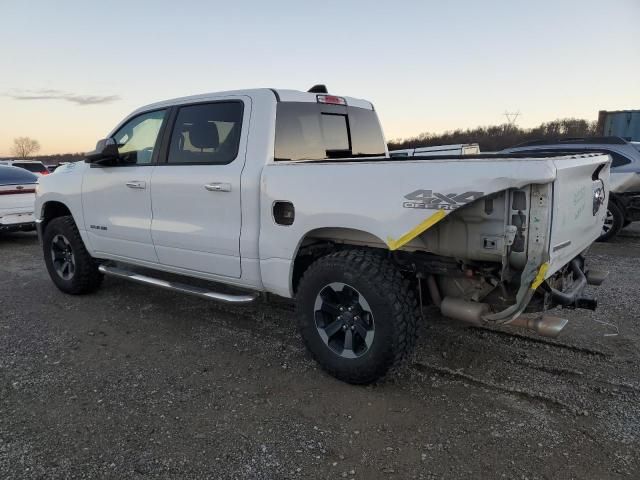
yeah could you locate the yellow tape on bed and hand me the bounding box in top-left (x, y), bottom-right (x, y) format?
top-left (386, 210), bottom-right (447, 251)
top-left (530, 262), bottom-right (550, 290)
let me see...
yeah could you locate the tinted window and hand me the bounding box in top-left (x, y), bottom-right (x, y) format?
top-left (608, 152), bottom-right (632, 168)
top-left (14, 162), bottom-right (46, 173)
top-left (348, 107), bottom-right (387, 157)
top-left (0, 166), bottom-right (38, 185)
top-left (275, 102), bottom-right (385, 161)
top-left (113, 109), bottom-right (166, 165)
top-left (167, 102), bottom-right (243, 165)
top-left (321, 114), bottom-right (350, 153)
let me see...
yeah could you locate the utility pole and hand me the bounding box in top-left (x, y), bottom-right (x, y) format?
top-left (504, 111), bottom-right (521, 126)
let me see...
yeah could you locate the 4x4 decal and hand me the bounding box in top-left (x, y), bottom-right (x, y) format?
top-left (403, 189), bottom-right (484, 210)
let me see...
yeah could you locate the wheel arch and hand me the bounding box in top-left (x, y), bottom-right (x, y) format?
top-left (40, 200), bottom-right (73, 231)
top-left (290, 227), bottom-right (388, 295)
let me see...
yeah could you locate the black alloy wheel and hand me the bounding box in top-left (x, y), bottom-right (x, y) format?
top-left (314, 282), bottom-right (375, 359)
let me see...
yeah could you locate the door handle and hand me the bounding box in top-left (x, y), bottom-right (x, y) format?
top-left (204, 182), bottom-right (231, 192)
top-left (126, 181), bottom-right (146, 189)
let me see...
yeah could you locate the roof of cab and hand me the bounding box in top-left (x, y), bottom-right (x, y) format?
top-left (130, 88), bottom-right (374, 117)
top-left (273, 89), bottom-right (374, 110)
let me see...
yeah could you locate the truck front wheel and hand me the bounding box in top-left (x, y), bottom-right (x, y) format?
top-left (296, 249), bottom-right (419, 384)
top-left (43, 216), bottom-right (103, 294)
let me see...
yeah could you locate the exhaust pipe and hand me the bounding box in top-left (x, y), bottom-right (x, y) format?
top-left (440, 297), bottom-right (489, 325)
top-left (440, 296), bottom-right (568, 338)
top-left (508, 315), bottom-right (568, 338)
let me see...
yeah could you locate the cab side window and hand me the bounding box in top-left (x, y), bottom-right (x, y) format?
top-left (167, 102), bottom-right (243, 165)
top-left (113, 109), bottom-right (166, 165)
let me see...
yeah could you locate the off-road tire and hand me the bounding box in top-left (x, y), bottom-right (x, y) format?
top-left (43, 216), bottom-right (103, 294)
top-left (296, 249), bottom-right (419, 384)
top-left (597, 201), bottom-right (624, 242)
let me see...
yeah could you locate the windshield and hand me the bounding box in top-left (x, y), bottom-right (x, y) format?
top-left (275, 102), bottom-right (386, 161)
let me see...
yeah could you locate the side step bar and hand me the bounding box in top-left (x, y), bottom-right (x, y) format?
top-left (98, 264), bottom-right (258, 304)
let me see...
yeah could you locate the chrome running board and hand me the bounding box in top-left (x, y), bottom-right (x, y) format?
top-left (98, 264), bottom-right (258, 304)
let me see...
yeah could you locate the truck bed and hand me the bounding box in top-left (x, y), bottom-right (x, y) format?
top-left (260, 152), bottom-right (610, 297)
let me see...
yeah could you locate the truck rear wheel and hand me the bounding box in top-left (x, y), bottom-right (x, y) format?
top-left (43, 216), bottom-right (103, 294)
top-left (296, 249), bottom-right (419, 384)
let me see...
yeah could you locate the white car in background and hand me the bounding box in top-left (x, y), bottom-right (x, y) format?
top-left (0, 165), bottom-right (38, 233)
top-left (389, 143), bottom-right (480, 158)
top-left (0, 160), bottom-right (50, 177)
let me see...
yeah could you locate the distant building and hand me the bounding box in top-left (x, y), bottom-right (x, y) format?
top-left (597, 110), bottom-right (640, 141)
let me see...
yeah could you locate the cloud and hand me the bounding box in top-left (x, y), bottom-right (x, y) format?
top-left (6, 89), bottom-right (120, 105)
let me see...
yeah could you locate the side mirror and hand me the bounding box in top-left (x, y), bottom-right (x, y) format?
top-left (85, 138), bottom-right (119, 163)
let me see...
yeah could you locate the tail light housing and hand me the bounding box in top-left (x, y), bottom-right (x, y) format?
top-left (317, 94), bottom-right (347, 106)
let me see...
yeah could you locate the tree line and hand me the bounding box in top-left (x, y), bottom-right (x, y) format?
top-left (387, 118), bottom-right (598, 152)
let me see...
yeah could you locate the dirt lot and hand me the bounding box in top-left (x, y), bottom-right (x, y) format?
top-left (1, 226), bottom-right (639, 479)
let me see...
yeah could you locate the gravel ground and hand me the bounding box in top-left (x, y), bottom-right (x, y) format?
top-left (1, 225), bottom-right (639, 479)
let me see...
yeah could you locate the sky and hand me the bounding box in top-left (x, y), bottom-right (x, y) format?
top-left (0, 0), bottom-right (639, 156)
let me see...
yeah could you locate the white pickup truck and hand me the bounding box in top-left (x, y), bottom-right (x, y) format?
top-left (35, 85), bottom-right (611, 384)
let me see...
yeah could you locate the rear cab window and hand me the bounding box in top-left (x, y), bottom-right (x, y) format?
top-left (274, 102), bottom-right (386, 161)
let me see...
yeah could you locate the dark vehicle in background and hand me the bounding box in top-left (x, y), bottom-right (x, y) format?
top-left (0, 165), bottom-right (38, 233)
top-left (502, 137), bottom-right (640, 241)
